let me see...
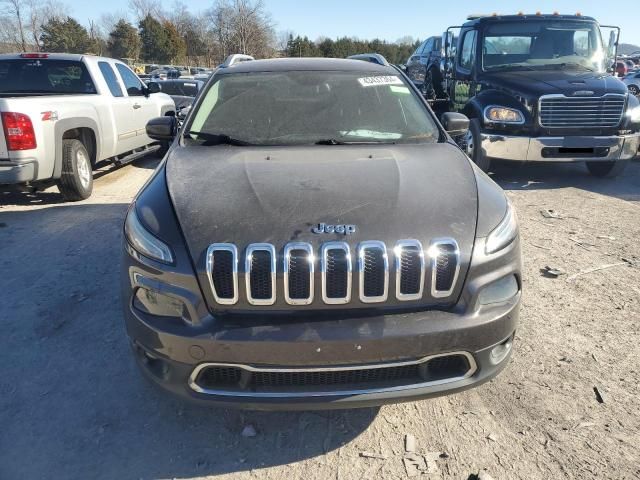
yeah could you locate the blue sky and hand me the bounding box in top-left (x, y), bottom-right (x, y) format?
top-left (70, 0), bottom-right (640, 46)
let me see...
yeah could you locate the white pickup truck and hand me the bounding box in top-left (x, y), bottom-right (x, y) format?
top-left (0, 53), bottom-right (175, 200)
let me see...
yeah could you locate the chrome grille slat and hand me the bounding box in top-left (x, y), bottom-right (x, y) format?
top-left (284, 242), bottom-right (314, 305)
top-left (205, 238), bottom-right (461, 306)
top-left (321, 242), bottom-right (352, 304)
top-left (430, 239), bottom-right (460, 298)
top-left (357, 241), bottom-right (389, 303)
top-left (394, 240), bottom-right (425, 301)
top-left (245, 243), bottom-right (276, 305)
top-left (206, 243), bottom-right (239, 305)
top-left (539, 94), bottom-right (625, 128)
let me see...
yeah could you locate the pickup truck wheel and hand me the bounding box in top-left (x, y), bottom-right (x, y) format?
top-left (586, 160), bottom-right (628, 178)
top-left (57, 139), bottom-right (93, 201)
top-left (464, 119), bottom-right (491, 172)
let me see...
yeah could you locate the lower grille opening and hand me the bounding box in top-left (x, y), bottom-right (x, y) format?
top-left (542, 147), bottom-right (609, 158)
top-left (193, 353), bottom-right (474, 394)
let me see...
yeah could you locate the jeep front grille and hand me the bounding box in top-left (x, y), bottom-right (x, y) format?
top-left (205, 239), bottom-right (460, 306)
top-left (539, 94), bottom-right (626, 128)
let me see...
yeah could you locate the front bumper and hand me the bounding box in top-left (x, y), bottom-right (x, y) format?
top-left (124, 290), bottom-right (520, 410)
top-left (0, 160), bottom-right (37, 184)
top-left (480, 132), bottom-right (640, 162)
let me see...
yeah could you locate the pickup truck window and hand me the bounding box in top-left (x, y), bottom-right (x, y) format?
top-left (0, 59), bottom-right (96, 95)
top-left (481, 20), bottom-right (605, 73)
top-left (459, 31), bottom-right (477, 71)
top-left (187, 71), bottom-right (440, 146)
top-left (98, 62), bottom-right (123, 97)
top-left (115, 63), bottom-right (145, 96)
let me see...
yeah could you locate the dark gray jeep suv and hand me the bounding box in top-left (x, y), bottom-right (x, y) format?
top-left (121, 58), bottom-right (521, 410)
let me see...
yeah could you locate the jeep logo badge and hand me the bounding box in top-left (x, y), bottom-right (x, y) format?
top-left (312, 223), bottom-right (356, 235)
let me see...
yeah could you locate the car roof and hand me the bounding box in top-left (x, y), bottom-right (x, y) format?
top-left (0, 52), bottom-right (120, 62)
top-left (217, 57), bottom-right (397, 74)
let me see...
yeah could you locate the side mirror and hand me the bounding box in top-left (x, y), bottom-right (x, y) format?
top-left (441, 112), bottom-right (469, 137)
top-left (398, 64), bottom-right (407, 72)
top-left (147, 82), bottom-right (161, 94)
top-left (146, 116), bottom-right (177, 142)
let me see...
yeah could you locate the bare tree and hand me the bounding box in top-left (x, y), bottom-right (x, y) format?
top-left (26, 0), bottom-right (67, 50)
top-left (2, 0), bottom-right (28, 51)
top-left (129, 0), bottom-right (163, 22)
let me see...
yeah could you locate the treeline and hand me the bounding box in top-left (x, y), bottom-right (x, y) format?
top-left (0, 0), bottom-right (420, 66)
top-left (286, 35), bottom-right (420, 65)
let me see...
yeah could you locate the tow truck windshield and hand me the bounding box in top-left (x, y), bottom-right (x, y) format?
top-left (481, 20), bottom-right (606, 73)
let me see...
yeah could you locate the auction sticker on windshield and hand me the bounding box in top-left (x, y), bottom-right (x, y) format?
top-left (358, 75), bottom-right (403, 87)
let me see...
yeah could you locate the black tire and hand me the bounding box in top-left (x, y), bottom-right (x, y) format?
top-left (629, 84), bottom-right (640, 96)
top-left (56, 139), bottom-right (93, 201)
top-left (585, 160), bottom-right (628, 178)
top-left (464, 119), bottom-right (491, 172)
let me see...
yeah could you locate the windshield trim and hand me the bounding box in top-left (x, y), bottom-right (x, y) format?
top-left (181, 67), bottom-right (445, 147)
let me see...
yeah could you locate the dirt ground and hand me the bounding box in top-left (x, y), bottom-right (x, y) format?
top-left (0, 157), bottom-right (638, 480)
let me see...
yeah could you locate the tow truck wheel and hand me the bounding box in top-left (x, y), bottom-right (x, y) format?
top-left (586, 160), bottom-right (628, 178)
top-left (464, 119), bottom-right (491, 172)
top-left (57, 139), bottom-right (93, 201)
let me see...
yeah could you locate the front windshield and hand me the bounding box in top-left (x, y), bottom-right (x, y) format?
top-left (187, 70), bottom-right (440, 146)
top-left (482, 20), bottom-right (606, 73)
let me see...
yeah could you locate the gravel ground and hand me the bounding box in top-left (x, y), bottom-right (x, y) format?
top-left (0, 158), bottom-right (638, 480)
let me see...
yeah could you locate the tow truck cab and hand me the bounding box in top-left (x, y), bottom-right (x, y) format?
top-left (440, 13), bottom-right (640, 177)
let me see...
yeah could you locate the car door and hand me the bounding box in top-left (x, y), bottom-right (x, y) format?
top-left (115, 63), bottom-right (156, 150)
top-left (451, 29), bottom-right (478, 112)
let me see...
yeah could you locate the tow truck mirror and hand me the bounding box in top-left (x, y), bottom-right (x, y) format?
top-left (441, 112), bottom-right (469, 137)
top-left (146, 116), bottom-right (177, 142)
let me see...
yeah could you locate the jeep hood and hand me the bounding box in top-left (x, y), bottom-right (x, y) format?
top-left (166, 143), bottom-right (479, 306)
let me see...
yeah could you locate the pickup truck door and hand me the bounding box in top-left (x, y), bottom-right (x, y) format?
top-left (115, 63), bottom-right (155, 151)
top-left (451, 29), bottom-right (478, 112)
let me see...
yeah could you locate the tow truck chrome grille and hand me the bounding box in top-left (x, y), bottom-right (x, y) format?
top-left (205, 239), bottom-right (460, 306)
top-left (539, 94), bottom-right (625, 128)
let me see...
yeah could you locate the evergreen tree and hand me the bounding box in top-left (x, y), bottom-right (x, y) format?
top-left (107, 20), bottom-right (141, 60)
top-left (40, 17), bottom-right (91, 53)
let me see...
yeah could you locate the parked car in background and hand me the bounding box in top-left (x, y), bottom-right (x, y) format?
top-left (347, 53), bottom-right (389, 66)
top-left (150, 78), bottom-right (204, 110)
top-left (615, 61), bottom-right (628, 77)
top-left (0, 53), bottom-right (175, 200)
top-left (623, 70), bottom-right (640, 95)
top-left (124, 57), bottom-right (521, 409)
top-left (439, 13), bottom-right (640, 177)
top-left (405, 35), bottom-right (445, 99)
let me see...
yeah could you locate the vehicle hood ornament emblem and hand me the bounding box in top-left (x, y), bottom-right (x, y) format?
top-left (312, 223), bottom-right (356, 235)
top-left (572, 90), bottom-right (595, 96)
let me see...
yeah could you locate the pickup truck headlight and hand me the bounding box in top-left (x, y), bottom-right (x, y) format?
top-left (125, 205), bottom-right (174, 264)
top-left (485, 203), bottom-right (518, 254)
top-left (484, 106), bottom-right (524, 124)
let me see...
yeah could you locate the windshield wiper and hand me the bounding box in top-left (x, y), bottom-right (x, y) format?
top-left (485, 63), bottom-right (535, 71)
top-left (555, 62), bottom-right (595, 72)
top-left (315, 138), bottom-right (396, 145)
top-left (185, 131), bottom-right (253, 146)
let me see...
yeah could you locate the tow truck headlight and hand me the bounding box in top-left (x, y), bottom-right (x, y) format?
top-left (125, 205), bottom-right (174, 264)
top-left (627, 104), bottom-right (640, 123)
top-left (485, 203), bottom-right (518, 254)
top-left (484, 106), bottom-right (524, 124)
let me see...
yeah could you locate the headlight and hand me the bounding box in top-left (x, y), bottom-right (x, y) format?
top-left (124, 205), bottom-right (174, 264)
top-left (627, 104), bottom-right (640, 123)
top-left (485, 203), bottom-right (518, 254)
top-left (484, 106), bottom-right (524, 124)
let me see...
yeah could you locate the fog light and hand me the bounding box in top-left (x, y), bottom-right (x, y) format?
top-left (489, 337), bottom-right (513, 365)
top-left (478, 275), bottom-right (519, 305)
top-left (134, 287), bottom-right (186, 318)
